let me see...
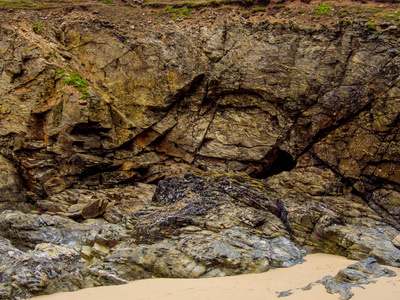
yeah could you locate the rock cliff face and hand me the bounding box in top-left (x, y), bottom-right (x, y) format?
top-left (1, 2), bottom-right (400, 298)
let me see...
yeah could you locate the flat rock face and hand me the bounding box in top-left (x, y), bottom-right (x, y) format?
top-left (1, 2), bottom-right (400, 299)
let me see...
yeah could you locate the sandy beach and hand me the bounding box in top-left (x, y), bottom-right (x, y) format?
top-left (32, 254), bottom-right (399, 300)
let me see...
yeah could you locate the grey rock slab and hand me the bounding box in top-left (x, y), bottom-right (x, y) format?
top-left (277, 257), bottom-right (396, 300)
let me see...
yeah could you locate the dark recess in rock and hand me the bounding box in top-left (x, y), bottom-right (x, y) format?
top-left (255, 148), bottom-right (296, 178)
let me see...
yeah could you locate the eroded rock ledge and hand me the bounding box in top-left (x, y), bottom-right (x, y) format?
top-left (1, 1), bottom-right (400, 298)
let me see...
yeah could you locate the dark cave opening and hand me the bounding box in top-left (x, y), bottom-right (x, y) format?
top-left (255, 148), bottom-right (296, 179)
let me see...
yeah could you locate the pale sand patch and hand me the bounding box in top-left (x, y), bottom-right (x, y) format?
top-left (32, 254), bottom-right (399, 300)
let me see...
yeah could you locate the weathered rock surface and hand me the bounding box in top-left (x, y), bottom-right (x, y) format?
top-left (1, 6), bottom-right (400, 210)
top-left (0, 237), bottom-right (85, 299)
top-left (1, 172), bottom-right (400, 298)
top-left (393, 235), bottom-right (400, 250)
top-left (0, 155), bottom-right (32, 212)
top-left (130, 173), bottom-right (400, 267)
top-left (1, 1), bottom-right (400, 298)
top-left (89, 229), bottom-right (304, 281)
top-left (265, 168), bottom-right (400, 266)
top-left (36, 183), bottom-right (156, 222)
top-left (279, 257), bottom-right (396, 300)
top-left (0, 236), bottom-right (87, 299)
top-left (0, 174), bottom-right (308, 298)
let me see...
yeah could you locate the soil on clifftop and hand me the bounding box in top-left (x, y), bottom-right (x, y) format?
top-left (1, 0), bottom-right (400, 38)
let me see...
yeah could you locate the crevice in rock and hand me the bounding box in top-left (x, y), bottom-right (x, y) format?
top-left (254, 147), bottom-right (295, 179)
top-left (296, 96), bottom-right (374, 160)
top-left (352, 178), bottom-right (400, 231)
top-left (70, 122), bottom-right (112, 135)
top-left (310, 151), bottom-right (400, 231)
top-left (172, 74), bottom-right (206, 107)
top-left (4, 239), bottom-right (34, 252)
top-left (276, 199), bottom-right (294, 236)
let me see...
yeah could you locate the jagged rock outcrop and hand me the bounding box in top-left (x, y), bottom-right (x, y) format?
top-left (1, 172), bottom-right (400, 299)
top-left (1, 1), bottom-right (400, 298)
top-left (0, 237), bottom-right (87, 299)
top-left (1, 8), bottom-right (400, 206)
top-left (0, 174), bottom-right (309, 298)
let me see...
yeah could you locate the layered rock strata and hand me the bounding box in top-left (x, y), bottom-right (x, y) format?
top-left (1, 9), bottom-right (400, 205)
top-left (1, 2), bottom-right (400, 298)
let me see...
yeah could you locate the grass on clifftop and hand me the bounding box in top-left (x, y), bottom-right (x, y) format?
top-left (0, 0), bottom-right (58, 10)
top-left (159, 5), bottom-right (191, 20)
top-left (2, 0), bottom-right (400, 33)
top-left (243, 7), bottom-right (266, 14)
top-left (143, 0), bottom-right (269, 9)
top-left (32, 22), bottom-right (44, 33)
top-left (312, 2), bottom-right (332, 15)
